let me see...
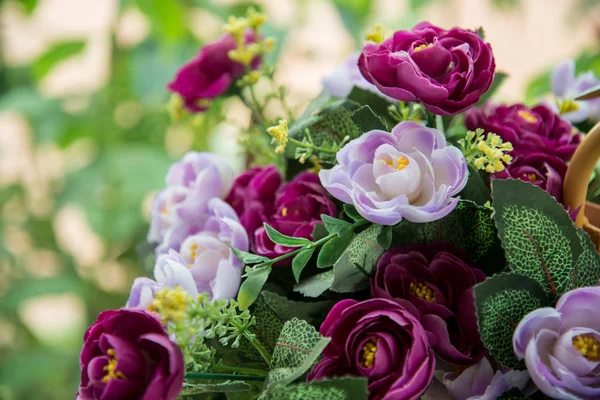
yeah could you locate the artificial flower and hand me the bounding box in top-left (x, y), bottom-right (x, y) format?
top-left (167, 32), bottom-right (259, 113)
top-left (358, 22), bottom-right (495, 116)
top-left (77, 309), bottom-right (184, 400)
top-left (551, 59), bottom-right (600, 123)
top-left (513, 286), bottom-right (600, 399)
top-left (319, 121), bottom-right (468, 225)
top-left (308, 298), bottom-right (435, 400)
top-left (372, 243), bottom-right (486, 366)
top-left (493, 152), bottom-right (567, 203)
top-left (148, 152), bottom-right (234, 254)
top-left (465, 103), bottom-right (582, 162)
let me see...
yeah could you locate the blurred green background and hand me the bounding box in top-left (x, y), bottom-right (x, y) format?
top-left (0, 0), bottom-right (599, 398)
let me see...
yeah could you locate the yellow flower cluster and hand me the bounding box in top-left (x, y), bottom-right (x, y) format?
top-left (149, 286), bottom-right (192, 323)
top-left (223, 8), bottom-right (276, 85)
top-left (365, 24), bottom-right (386, 43)
top-left (459, 128), bottom-right (513, 173)
top-left (266, 119), bottom-right (289, 154)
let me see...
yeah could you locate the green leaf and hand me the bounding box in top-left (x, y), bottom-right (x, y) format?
top-left (473, 273), bottom-right (549, 368)
top-left (476, 72), bottom-right (508, 106)
top-left (294, 270), bottom-right (334, 298)
top-left (180, 380), bottom-right (251, 395)
top-left (458, 166), bottom-right (491, 205)
top-left (492, 179), bottom-right (586, 296)
top-left (572, 227), bottom-right (600, 288)
top-left (347, 87), bottom-right (393, 124)
top-left (260, 377), bottom-right (369, 400)
top-left (311, 223), bottom-right (329, 241)
top-left (231, 248), bottom-right (271, 265)
top-left (296, 90), bottom-right (332, 121)
top-left (17, 0), bottom-right (38, 14)
top-left (476, 26), bottom-right (486, 40)
top-left (135, 0), bottom-right (186, 43)
top-left (525, 69), bottom-right (552, 104)
top-left (292, 248), bottom-right (316, 282)
top-left (264, 223), bottom-right (312, 247)
top-left (331, 224), bottom-right (384, 293)
top-left (317, 230), bottom-right (355, 268)
top-left (343, 204), bottom-right (364, 222)
top-left (391, 200), bottom-right (505, 275)
top-left (332, 0), bottom-right (373, 43)
top-left (265, 318), bottom-right (331, 388)
top-left (32, 41), bottom-right (86, 81)
top-left (238, 266), bottom-right (272, 310)
top-left (377, 226), bottom-right (393, 250)
top-left (259, 291), bottom-right (335, 326)
top-left (321, 214), bottom-right (353, 237)
top-left (350, 105), bottom-right (387, 133)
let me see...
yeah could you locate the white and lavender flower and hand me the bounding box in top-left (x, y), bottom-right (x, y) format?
top-left (148, 152), bottom-right (234, 254)
top-left (319, 121), bottom-right (468, 225)
top-left (551, 60), bottom-right (600, 123)
top-left (323, 52), bottom-right (392, 100)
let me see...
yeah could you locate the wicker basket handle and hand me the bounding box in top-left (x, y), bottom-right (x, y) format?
top-left (563, 121), bottom-right (600, 251)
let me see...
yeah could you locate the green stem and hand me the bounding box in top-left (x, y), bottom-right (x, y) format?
top-left (288, 137), bottom-right (339, 154)
top-left (248, 85), bottom-right (268, 124)
top-left (435, 114), bottom-right (445, 135)
top-left (214, 365), bottom-right (269, 376)
top-left (185, 372), bottom-right (265, 382)
top-left (230, 319), bottom-right (272, 366)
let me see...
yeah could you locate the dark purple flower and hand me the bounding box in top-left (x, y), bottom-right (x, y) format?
top-left (168, 32), bottom-right (259, 113)
top-left (513, 286), bottom-right (600, 399)
top-left (77, 309), bottom-right (184, 400)
top-left (465, 103), bottom-right (582, 162)
top-left (227, 169), bottom-right (337, 264)
top-left (372, 243), bottom-right (486, 367)
top-left (493, 153), bottom-right (567, 203)
top-left (308, 298), bottom-right (435, 400)
top-left (358, 22), bottom-right (495, 116)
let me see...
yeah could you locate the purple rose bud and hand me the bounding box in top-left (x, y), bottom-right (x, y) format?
top-left (323, 52), bottom-right (393, 100)
top-left (168, 32), bottom-right (260, 113)
top-left (126, 250), bottom-right (198, 309)
top-left (319, 121), bottom-right (468, 225)
top-left (493, 152), bottom-right (567, 203)
top-left (466, 103), bottom-right (582, 162)
top-left (358, 22), bottom-right (495, 116)
top-left (307, 298), bottom-right (435, 400)
top-left (372, 242), bottom-right (486, 366)
top-left (148, 152), bottom-right (234, 254)
top-left (77, 309), bottom-right (184, 400)
top-left (551, 60), bottom-right (600, 123)
top-left (513, 286), bottom-right (600, 399)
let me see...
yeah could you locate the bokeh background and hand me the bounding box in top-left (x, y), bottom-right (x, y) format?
top-left (0, 0), bottom-right (599, 398)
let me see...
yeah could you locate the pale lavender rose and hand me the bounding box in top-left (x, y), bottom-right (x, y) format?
top-left (551, 60), bottom-right (600, 123)
top-left (422, 358), bottom-right (529, 400)
top-left (323, 52), bottom-right (393, 100)
top-left (148, 152), bottom-right (234, 254)
top-left (126, 250), bottom-right (198, 309)
top-left (319, 121), bottom-right (468, 225)
top-left (178, 198), bottom-right (248, 300)
top-left (513, 286), bottom-right (600, 399)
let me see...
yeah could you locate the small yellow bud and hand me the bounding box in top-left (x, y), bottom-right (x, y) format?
top-left (263, 37), bottom-right (276, 53)
top-left (246, 8), bottom-right (267, 30)
top-left (241, 70), bottom-right (261, 85)
top-left (223, 16), bottom-right (248, 43)
top-left (167, 94), bottom-right (186, 121)
top-left (267, 119), bottom-right (289, 154)
top-left (150, 286), bottom-right (192, 323)
top-left (228, 47), bottom-right (255, 66)
top-left (365, 24), bottom-right (385, 43)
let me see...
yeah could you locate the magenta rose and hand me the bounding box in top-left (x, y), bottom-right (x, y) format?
top-left (227, 169), bottom-right (337, 264)
top-left (168, 32), bottom-right (259, 113)
top-left (77, 309), bottom-right (184, 400)
top-left (493, 152), bottom-right (567, 203)
top-left (466, 103), bottom-right (582, 162)
top-left (308, 298), bottom-right (435, 400)
top-left (372, 243), bottom-right (486, 367)
top-left (358, 22), bottom-right (495, 116)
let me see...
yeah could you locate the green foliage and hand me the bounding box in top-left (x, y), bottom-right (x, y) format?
top-left (292, 248), bottom-right (315, 282)
top-left (317, 230), bottom-right (355, 268)
top-left (476, 72), bottom-right (508, 106)
top-left (332, 0), bottom-right (373, 43)
top-left (492, 179), bottom-right (600, 297)
top-left (260, 377), bottom-right (369, 400)
top-left (347, 87), bottom-right (393, 125)
top-left (473, 273), bottom-right (549, 368)
top-left (294, 270), bottom-right (335, 297)
top-left (179, 380), bottom-right (251, 396)
top-left (135, 0), bottom-right (187, 43)
top-left (343, 204), bottom-right (364, 222)
top-left (320, 214), bottom-right (353, 237)
top-left (391, 200), bottom-right (505, 275)
top-left (265, 318), bottom-right (330, 388)
top-left (238, 266), bottom-right (273, 310)
top-left (458, 166), bottom-right (491, 205)
top-left (264, 223), bottom-right (312, 247)
top-left (350, 105), bottom-right (387, 133)
top-left (32, 41), bottom-right (86, 81)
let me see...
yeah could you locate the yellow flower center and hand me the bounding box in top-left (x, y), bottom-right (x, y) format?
top-left (517, 110), bottom-right (538, 123)
top-left (360, 339), bottom-right (378, 368)
top-left (414, 43), bottom-right (434, 52)
top-left (365, 24), bottom-right (385, 43)
top-left (557, 99), bottom-right (580, 114)
top-left (150, 286), bottom-right (192, 323)
top-left (189, 243), bottom-right (198, 264)
top-left (572, 334), bottom-right (600, 361)
top-left (102, 348), bottom-right (126, 383)
top-left (382, 156), bottom-right (410, 171)
top-left (524, 173), bottom-right (540, 182)
top-left (410, 281), bottom-right (436, 302)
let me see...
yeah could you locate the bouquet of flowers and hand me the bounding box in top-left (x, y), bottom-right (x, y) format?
top-left (76, 8), bottom-right (600, 400)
